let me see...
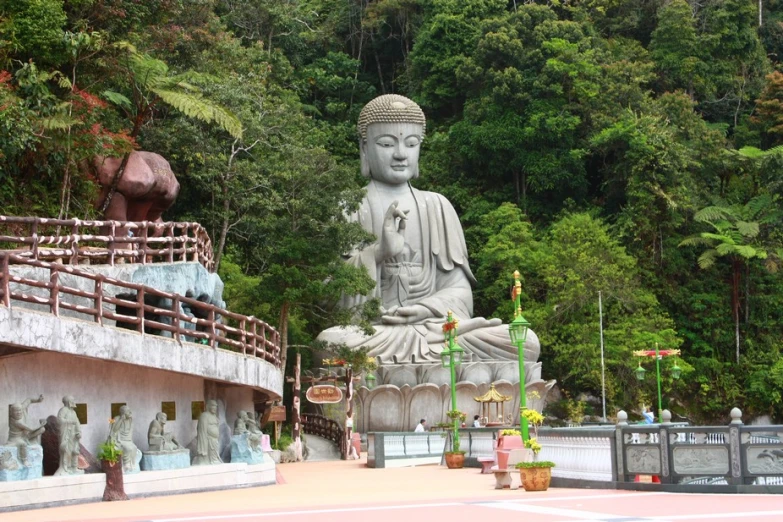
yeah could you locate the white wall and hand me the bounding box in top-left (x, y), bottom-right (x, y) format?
top-left (0, 352), bottom-right (252, 456)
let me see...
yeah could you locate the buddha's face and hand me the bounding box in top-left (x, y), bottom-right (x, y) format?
top-left (10, 406), bottom-right (22, 420)
top-left (157, 413), bottom-right (167, 424)
top-left (362, 122), bottom-right (423, 184)
top-left (207, 401), bottom-right (217, 414)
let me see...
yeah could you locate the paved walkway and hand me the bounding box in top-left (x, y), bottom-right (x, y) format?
top-left (5, 458), bottom-right (783, 522)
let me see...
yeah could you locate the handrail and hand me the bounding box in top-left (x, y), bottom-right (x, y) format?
top-left (302, 413), bottom-right (345, 458)
top-left (0, 253), bottom-right (280, 368)
top-left (0, 216), bottom-right (214, 272)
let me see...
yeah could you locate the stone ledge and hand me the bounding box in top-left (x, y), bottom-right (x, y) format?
top-left (0, 472), bottom-right (104, 510)
top-left (0, 306), bottom-right (283, 398)
top-left (0, 457), bottom-right (276, 512)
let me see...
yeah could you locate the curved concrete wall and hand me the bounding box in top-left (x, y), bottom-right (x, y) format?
top-left (0, 306), bottom-right (284, 398)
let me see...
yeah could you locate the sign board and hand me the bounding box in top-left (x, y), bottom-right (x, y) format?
top-left (267, 405), bottom-right (287, 422)
top-left (306, 385), bottom-right (343, 404)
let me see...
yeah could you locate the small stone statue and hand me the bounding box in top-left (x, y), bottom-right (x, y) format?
top-left (246, 411), bottom-right (263, 436)
top-left (108, 405), bottom-right (140, 473)
top-left (233, 411), bottom-right (261, 450)
top-left (7, 395), bottom-right (46, 466)
top-left (54, 396), bottom-right (83, 476)
top-left (147, 412), bottom-right (182, 452)
top-left (193, 400), bottom-right (221, 465)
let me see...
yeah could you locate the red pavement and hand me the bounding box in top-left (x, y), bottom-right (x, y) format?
top-left (4, 458), bottom-right (781, 522)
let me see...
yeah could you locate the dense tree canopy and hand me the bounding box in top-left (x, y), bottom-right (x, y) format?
top-left (3, 0), bottom-right (783, 422)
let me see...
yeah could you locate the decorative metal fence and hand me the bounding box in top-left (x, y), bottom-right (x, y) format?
top-left (0, 253), bottom-right (281, 367)
top-left (0, 216), bottom-right (214, 271)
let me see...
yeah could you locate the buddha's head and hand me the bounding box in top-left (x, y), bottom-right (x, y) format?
top-left (207, 399), bottom-right (217, 415)
top-left (358, 94), bottom-right (426, 184)
top-left (119, 405), bottom-right (132, 419)
top-left (156, 412), bottom-right (167, 424)
top-left (63, 395), bottom-right (75, 408)
top-left (239, 410), bottom-right (249, 421)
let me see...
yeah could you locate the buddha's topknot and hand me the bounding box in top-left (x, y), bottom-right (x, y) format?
top-left (357, 94), bottom-right (426, 141)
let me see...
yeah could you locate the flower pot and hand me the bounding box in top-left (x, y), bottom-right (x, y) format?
top-left (496, 435), bottom-right (523, 450)
top-left (519, 466), bottom-right (552, 492)
top-left (101, 460), bottom-right (129, 501)
top-left (444, 452), bottom-right (465, 469)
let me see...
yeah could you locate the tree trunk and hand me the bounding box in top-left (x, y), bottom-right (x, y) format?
top-left (215, 178), bottom-right (230, 271)
top-left (732, 259), bottom-right (741, 364)
top-left (745, 263), bottom-right (750, 325)
top-left (278, 301), bottom-right (290, 377)
top-left (344, 366), bottom-right (353, 460)
top-left (101, 460), bottom-right (128, 501)
top-left (292, 352), bottom-right (303, 461)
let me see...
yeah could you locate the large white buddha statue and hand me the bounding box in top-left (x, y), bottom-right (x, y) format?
top-left (318, 94), bottom-right (540, 367)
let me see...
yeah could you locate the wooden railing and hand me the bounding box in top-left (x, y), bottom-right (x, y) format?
top-left (302, 413), bottom-right (345, 458)
top-left (0, 216), bottom-right (215, 272)
top-left (0, 253), bottom-right (280, 368)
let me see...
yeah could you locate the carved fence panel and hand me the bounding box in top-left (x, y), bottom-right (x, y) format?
top-left (0, 253), bottom-right (280, 368)
top-left (0, 216), bottom-right (215, 271)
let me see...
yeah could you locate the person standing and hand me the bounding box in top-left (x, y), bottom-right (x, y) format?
top-left (414, 419), bottom-right (426, 432)
top-left (472, 415), bottom-right (481, 428)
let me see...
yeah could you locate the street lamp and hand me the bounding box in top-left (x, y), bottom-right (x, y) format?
top-left (633, 343), bottom-right (682, 423)
top-left (365, 372), bottom-right (376, 389)
top-left (441, 310), bottom-right (463, 452)
top-left (509, 270), bottom-right (531, 442)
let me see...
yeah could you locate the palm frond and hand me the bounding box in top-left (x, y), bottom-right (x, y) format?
top-left (151, 88), bottom-right (243, 139)
top-left (102, 90), bottom-right (133, 111)
top-left (701, 232), bottom-right (734, 245)
top-left (694, 205), bottom-right (733, 223)
top-left (735, 221), bottom-right (760, 238)
top-left (679, 236), bottom-right (715, 248)
top-left (697, 250), bottom-right (718, 269)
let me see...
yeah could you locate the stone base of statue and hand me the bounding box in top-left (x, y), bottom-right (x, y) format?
top-left (140, 449), bottom-right (190, 471)
top-left (230, 434), bottom-right (265, 465)
top-left (345, 360), bottom-right (555, 432)
top-left (0, 445), bottom-right (43, 482)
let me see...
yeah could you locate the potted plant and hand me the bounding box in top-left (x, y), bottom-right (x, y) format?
top-left (496, 428), bottom-right (523, 450)
top-left (516, 461), bottom-right (556, 491)
top-left (444, 410), bottom-right (466, 468)
top-left (515, 407), bottom-right (555, 491)
top-left (98, 437), bottom-right (128, 501)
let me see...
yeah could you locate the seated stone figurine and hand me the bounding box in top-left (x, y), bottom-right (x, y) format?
top-left (108, 405), bottom-right (140, 473)
top-left (233, 411), bottom-right (261, 450)
top-left (147, 412), bottom-right (182, 452)
top-left (7, 395), bottom-right (46, 466)
top-left (317, 94), bottom-right (540, 366)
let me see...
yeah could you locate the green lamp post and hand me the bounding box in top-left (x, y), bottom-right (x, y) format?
top-left (441, 310), bottom-right (464, 452)
top-left (634, 343), bottom-right (682, 423)
top-left (509, 270), bottom-right (531, 442)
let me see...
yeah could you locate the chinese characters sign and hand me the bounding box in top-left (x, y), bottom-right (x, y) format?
top-left (306, 385), bottom-right (343, 404)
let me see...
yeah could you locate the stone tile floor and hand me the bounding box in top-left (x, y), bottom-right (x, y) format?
top-left (4, 457), bottom-right (782, 522)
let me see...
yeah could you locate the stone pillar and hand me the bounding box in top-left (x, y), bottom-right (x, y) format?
top-left (615, 410), bottom-right (627, 482)
top-left (729, 407), bottom-right (743, 484)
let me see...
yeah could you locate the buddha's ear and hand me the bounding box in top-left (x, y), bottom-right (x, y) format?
top-left (360, 140), bottom-right (370, 178)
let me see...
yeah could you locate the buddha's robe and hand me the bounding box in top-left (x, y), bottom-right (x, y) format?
top-left (319, 180), bottom-right (540, 364)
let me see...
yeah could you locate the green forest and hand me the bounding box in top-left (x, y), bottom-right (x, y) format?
top-left (3, 0), bottom-right (783, 423)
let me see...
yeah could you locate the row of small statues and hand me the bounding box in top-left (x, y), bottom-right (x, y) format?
top-left (3, 396), bottom-right (266, 476)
